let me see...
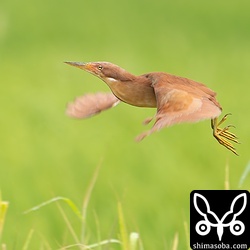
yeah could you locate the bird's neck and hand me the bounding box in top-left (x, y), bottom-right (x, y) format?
top-left (102, 68), bottom-right (136, 87)
top-left (106, 69), bottom-right (136, 83)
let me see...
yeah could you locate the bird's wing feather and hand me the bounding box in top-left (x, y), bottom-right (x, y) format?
top-left (66, 92), bottom-right (120, 119)
top-left (136, 75), bottom-right (221, 141)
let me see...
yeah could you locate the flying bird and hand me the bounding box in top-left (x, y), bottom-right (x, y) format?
top-left (65, 61), bottom-right (239, 155)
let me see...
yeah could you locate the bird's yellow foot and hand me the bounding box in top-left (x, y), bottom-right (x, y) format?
top-left (211, 114), bottom-right (239, 155)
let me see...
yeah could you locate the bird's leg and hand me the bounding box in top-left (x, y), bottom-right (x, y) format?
top-left (211, 114), bottom-right (239, 155)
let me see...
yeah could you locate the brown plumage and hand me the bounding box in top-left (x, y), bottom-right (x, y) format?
top-left (65, 61), bottom-right (239, 155)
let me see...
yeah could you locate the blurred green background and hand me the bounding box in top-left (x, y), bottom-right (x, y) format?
top-left (0, 0), bottom-right (250, 248)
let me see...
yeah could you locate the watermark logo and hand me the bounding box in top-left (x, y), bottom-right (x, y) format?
top-left (190, 190), bottom-right (250, 250)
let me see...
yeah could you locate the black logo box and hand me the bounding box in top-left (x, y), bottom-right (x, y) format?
top-left (190, 190), bottom-right (250, 248)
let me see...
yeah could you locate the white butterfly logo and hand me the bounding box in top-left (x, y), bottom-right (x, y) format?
top-left (193, 193), bottom-right (247, 241)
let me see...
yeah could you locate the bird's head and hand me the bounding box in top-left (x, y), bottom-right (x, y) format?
top-left (65, 61), bottom-right (135, 83)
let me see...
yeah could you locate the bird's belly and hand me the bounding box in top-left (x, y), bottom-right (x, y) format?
top-left (111, 85), bottom-right (157, 108)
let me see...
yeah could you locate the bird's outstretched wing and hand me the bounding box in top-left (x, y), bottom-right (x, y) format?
top-left (66, 92), bottom-right (120, 119)
top-left (136, 75), bottom-right (222, 141)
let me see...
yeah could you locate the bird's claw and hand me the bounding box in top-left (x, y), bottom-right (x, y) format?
top-left (212, 114), bottom-right (239, 155)
top-left (216, 113), bottom-right (232, 127)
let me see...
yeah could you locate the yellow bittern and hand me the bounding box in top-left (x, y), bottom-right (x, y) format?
top-left (65, 61), bottom-right (239, 155)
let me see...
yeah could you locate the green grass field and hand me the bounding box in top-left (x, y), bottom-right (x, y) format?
top-left (1, 0), bottom-right (250, 249)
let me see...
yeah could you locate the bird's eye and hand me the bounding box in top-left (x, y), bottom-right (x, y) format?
top-left (98, 65), bottom-right (103, 70)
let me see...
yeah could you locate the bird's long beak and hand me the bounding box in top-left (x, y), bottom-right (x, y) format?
top-left (64, 61), bottom-right (94, 72)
